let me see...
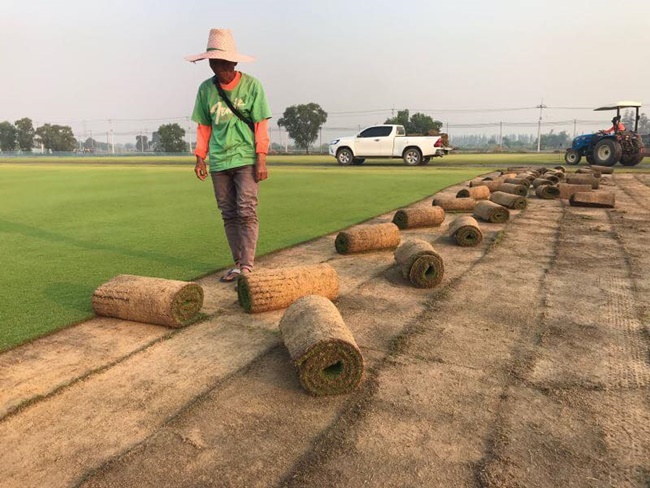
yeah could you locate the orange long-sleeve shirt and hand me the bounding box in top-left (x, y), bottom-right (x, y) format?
top-left (194, 71), bottom-right (270, 159)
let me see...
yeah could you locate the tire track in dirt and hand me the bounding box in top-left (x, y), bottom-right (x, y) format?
top-left (478, 176), bottom-right (650, 487)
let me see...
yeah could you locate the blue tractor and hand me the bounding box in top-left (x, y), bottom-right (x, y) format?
top-left (564, 101), bottom-right (645, 167)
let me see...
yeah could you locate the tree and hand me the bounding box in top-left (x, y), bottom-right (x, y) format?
top-left (539, 130), bottom-right (570, 150)
top-left (384, 109), bottom-right (443, 135)
top-left (35, 124), bottom-right (77, 152)
top-left (0, 121), bottom-right (18, 151)
top-left (278, 103), bottom-right (328, 154)
top-left (135, 135), bottom-right (149, 152)
top-left (150, 131), bottom-right (162, 152)
top-left (157, 123), bottom-right (186, 152)
top-left (15, 117), bottom-right (35, 152)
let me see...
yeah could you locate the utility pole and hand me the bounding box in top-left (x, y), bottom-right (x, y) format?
top-left (573, 119), bottom-right (577, 140)
top-left (140, 130), bottom-right (144, 153)
top-left (319, 127), bottom-right (322, 154)
top-left (499, 121), bottom-right (503, 149)
top-left (109, 119), bottom-right (115, 154)
top-left (536, 100), bottom-right (548, 152)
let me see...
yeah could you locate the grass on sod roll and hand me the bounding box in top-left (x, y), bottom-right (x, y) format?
top-left (0, 162), bottom-right (486, 350)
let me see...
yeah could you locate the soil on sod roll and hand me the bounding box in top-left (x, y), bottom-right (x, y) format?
top-left (532, 178), bottom-right (553, 189)
top-left (448, 215), bottom-right (483, 247)
top-left (392, 206), bottom-right (445, 230)
top-left (237, 264), bottom-right (339, 314)
top-left (588, 164), bottom-right (614, 174)
top-left (535, 185), bottom-right (561, 199)
top-left (504, 178), bottom-right (531, 188)
top-left (92, 275), bottom-right (204, 328)
top-left (497, 183), bottom-right (528, 197)
top-left (278, 295), bottom-right (363, 397)
top-left (566, 174), bottom-right (599, 189)
top-left (456, 185), bottom-right (491, 200)
top-left (335, 223), bottom-right (400, 254)
top-left (473, 200), bottom-right (510, 223)
top-left (489, 191), bottom-right (528, 210)
top-left (569, 191), bottom-right (616, 208)
top-left (557, 183), bottom-right (592, 200)
top-left (576, 168), bottom-right (601, 177)
top-left (394, 239), bottom-right (444, 288)
top-left (469, 180), bottom-right (502, 192)
top-left (431, 196), bottom-right (477, 212)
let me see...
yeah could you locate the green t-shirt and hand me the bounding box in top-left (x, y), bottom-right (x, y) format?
top-left (191, 73), bottom-right (272, 172)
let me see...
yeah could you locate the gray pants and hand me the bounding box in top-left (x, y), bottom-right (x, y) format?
top-left (210, 165), bottom-right (259, 270)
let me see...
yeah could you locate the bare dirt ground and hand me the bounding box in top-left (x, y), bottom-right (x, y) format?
top-left (1, 172), bottom-right (649, 488)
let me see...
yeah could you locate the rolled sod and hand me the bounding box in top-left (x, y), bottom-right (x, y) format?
top-left (532, 178), bottom-right (553, 188)
top-left (544, 175), bottom-right (561, 184)
top-left (535, 185), bottom-right (560, 199)
top-left (566, 174), bottom-right (599, 189)
top-left (588, 165), bottom-right (614, 174)
top-left (504, 178), bottom-right (531, 188)
top-left (489, 191), bottom-right (528, 210)
top-left (393, 206), bottom-right (445, 229)
top-left (92, 275), bottom-right (204, 327)
top-left (449, 215), bottom-right (483, 247)
top-left (470, 180), bottom-right (502, 192)
top-left (553, 165), bottom-right (566, 173)
top-left (570, 191), bottom-right (615, 208)
top-left (432, 196), bottom-right (477, 212)
top-left (279, 295), bottom-right (363, 396)
top-left (497, 183), bottom-right (528, 197)
top-left (238, 264), bottom-right (339, 314)
top-left (456, 185), bottom-right (490, 200)
top-left (557, 183), bottom-right (592, 200)
top-left (394, 239), bottom-right (445, 288)
top-left (335, 223), bottom-right (400, 254)
top-left (473, 200), bottom-right (510, 223)
top-left (576, 167), bottom-right (601, 177)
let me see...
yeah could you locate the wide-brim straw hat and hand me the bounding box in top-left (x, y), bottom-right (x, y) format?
top-left (185, 28), bottom-right (254, 63)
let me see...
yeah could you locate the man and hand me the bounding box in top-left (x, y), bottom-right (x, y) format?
top-left (603, 117), bottom-right (625, 134)
top-left (186, 29), bottom-right (272, 282)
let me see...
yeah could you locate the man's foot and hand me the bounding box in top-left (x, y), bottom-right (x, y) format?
top-left (220, 268), bottom-right (241, 283)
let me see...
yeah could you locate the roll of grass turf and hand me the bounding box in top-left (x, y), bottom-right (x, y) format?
top-left (432, 196), bottom-right (477, 212)
top-left (238, 264), bottom-right (339, 314)
top-left (92, 275), bottom-right (204, 327)
top-left (393, 206), bottom-right (445, 229)
top-left (554, 165), bottom-right (566, 173)
top-left (394, 239), bottom-right (444, 288)
top-left (576, 168), bottom-right (601, 177)
top-left (473, 200), bottom-right (510, 223)
top-left (504, 178), bottom-right (531, 188)
top-left (469, 180), bottom-right (502, 192)
top-left (489, 191), bottom-right (528, 210)
top-left (456, 185), bottom-right (490, 200)
top-left (557, 183), bottom-right (592, 200)
top-left (532, 178), bottom-right (553, 189)
top-left (279, 295), bottom-right (363, 396)
top-left (497, 183), bottom-right (528, 197)
top-left (566, 174), bottom-right (599, 189)
top-left (449, 215), bottom-right (483, 247)
top-left (588, 165), bottom-right (614, 174)
top-left (569, 191), bottom-right (615, 208)
top-left (335, 223), bottom-right (400, 254)
top-left (535, 185), bottom-right (560, 199)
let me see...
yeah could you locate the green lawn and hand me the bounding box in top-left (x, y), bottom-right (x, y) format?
top-left (0, 163), bottom-right (487, 350)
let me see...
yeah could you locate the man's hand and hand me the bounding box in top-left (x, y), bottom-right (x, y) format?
top-left (195, 156), bottom-right (208, 181)
top-left (255, 154), bottom-right (268, 182)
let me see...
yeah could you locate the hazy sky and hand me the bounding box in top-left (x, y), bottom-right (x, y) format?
top-left (2, 0), bottom-right (649, 143)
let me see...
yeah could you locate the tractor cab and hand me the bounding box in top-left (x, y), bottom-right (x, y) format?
top-left (565, 101), bottom-right (645, 167)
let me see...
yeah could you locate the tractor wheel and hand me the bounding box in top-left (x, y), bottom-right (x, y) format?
top-left (336, 148), bottom-right (354, 166)
top-left (619, 153), bottom-right (644, 166)
top-left (586, 153), bottom-right (595, 165)
top-left (593, 139), bottom-right (622, 166)
top-left (352, 158), bottom-right (365, 165)
top-left (403, 147), bottom-right (422, 166)
top-left (564, 149), bottom-right (581, 165)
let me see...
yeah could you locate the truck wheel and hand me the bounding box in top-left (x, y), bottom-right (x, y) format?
top-left (420, 157), bottom-right (431, 165)
top-left (403, 148), bottom-right (422, 166)
top-left (620, 153), bottom-right (644, 166)
top-left (352, 158), bottom-right (365, 165)
top-left (564, 149), bottom-right (581, 165)
top-left (336, 148), bottom-right (353, 166)
top-left (593, 139), bottom-right (622, 166)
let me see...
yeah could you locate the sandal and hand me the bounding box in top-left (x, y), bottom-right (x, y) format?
top-left (220, 267), bottom-right (241, 283)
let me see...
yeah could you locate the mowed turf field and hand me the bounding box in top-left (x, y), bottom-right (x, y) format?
top-left (0, 160), bottom-right (489, 350)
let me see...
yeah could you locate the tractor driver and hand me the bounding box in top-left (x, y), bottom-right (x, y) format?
top-left (603, 116), bottom-right (625, 134)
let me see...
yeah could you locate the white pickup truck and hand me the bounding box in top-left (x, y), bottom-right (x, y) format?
top-left (328, 124), bottom-right (449, 166)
